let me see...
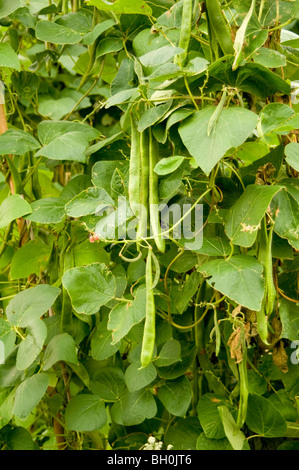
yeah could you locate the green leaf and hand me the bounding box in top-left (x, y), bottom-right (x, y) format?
top-left (87, 133), bottom-right (124, 157)
top-left (197, 393), bottom-right (234, 439)
top-left (164, 416), bottom-right (202, 451)
top-left (38, 97), bottom-right (78, 121)
top-left (158, 376), bottom-right (192, 417)
top-left (285, 142), bottom-right (299, 172)
top-left (62, 263), bottom-right (116, 315)
top-left (156, 342), bottom-right (196, 380)
top-left (81, 19), bottom-right (115, 45)
top-left (6, 284), bottom-right (60, 327)
top-left (0, 129), bottom-right (40, 155)
top-left (108, 285), bottom-right (146, 344)
top-left (179, 107), bottom-right (258, 175)
top-left (0, 318), bottom-right (16, 360)
top-left (258, 103), bottom-right (295, 136)
top-left (174, 271), bottom-right (202, 314)
top-left (43, 333), bottom-right (78, 370)
top-left (105, 88), bottom-right (139, 109)
top-left (96, 38), bottom-right (124, 58)
top-left (90, 317), bottom-right (120, 361)
top-left (140, 45), bottom-right (183, 68)
top-left (0, 388), bottom-right (15, 430)
top-left (155, 339), bottom-right (181, 367)
top-left (253, 47), bottom-right (286, 68)
top-left (137, 102), bottom-right (173, 133)
top-left (198, 255), bottom-right (264, 311)
top-left (268, 389), bottom-right (298, 422)
top-left (191, 235), bottom-right (231, 256)
top-left (90, 367), bottom-right (126, 401)
top-left (0, 43), bottom-right (20, 71)
top-left (10, 240), bottom-right (51, 279)
top-left (16, 320), bottom-right (47, 370)
top-left (35, 20), bottom-right (82, 44)
top-left (0, 0), bottom-right (21, 18)
top-left (65, 394), bottom-right (107, 432)
top-left (125, 362), bottom-right (157, 393)
top-left (12, 373), bottom-right (49, 420)
top-left (225, 184), bottom-right (282, 247)
top-left (271, 187), bottom-right (299, 250)
top-left (246, 393), bottom-right (287, 438)
top-left (65, 187), bottom-right (114, 218)
top-left (218, 406), bottom-right (247, 450)
top-left (196, 433), bottom-right (233, 450)
top-left (88, 0), bottom-right (152, 15)
top-left (154, 108), bottom-right (194, 144)
top-left (279, 299), bottom-right (299, 342)
top-left (36, 131), bottom-right (90, 162)
top-left (110, 388), bottom-right (157, 426)
top-left (73, 240), bottom-right (110, 267)
top-left (0, 194), bottom-right (32, 229)
top-left (154, 156), bottom-right (185, 176)
top-left (37, 120), bottom-right (100, 146)
top-left (25, 198), bottom-right (66, 224)
top-left (11, 71), bottom-right (40, 99)
top-left (6, 427), bottom-right (38, 450)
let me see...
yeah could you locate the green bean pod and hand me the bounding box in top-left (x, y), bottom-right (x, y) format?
top-left (263, 224), bottom-right (276, 317)
top-left (207, 88), bottom-right (227, 136)
top-left (149, 129), bottom-right (165, 253)
top-left (236, 349), bottom-right (248, 429)
top-left (128, 115), bottom-right (141, 217)
top-left (205, 0), bottom-right (234, 56)
top-left (140, 249), bottom-right (156, 368)
top-left (137, 129), bottom-right (149, 242)
top-left (256, 218), bottom-right (276, 344)
top-left (175, 0), bottom-right (193, 66)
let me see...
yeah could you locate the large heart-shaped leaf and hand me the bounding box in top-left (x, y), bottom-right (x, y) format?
top-left (65, 394), bottom-right (107, 432)
top-left (225, 184), bottom-right (282, 247)
top-left (246, 393), bottom-right (287, 437)
top-left (62, 263), bottom-right (116, 315)
top-left (110, 388), bottom-right (157, 426)
top-left (35, 131), bottom-right (90, 163)
top-left (35, 20), bottom-right (81, 44)
top-left (179, 106), bottom-right (258, 175)
top-left (6, 285), bottom-right (61, 327)
top-left (198, 255), bottom-right (264, 311)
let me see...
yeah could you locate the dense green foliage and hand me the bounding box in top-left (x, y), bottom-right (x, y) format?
top-left (0, 0), bottom-right (298, 451)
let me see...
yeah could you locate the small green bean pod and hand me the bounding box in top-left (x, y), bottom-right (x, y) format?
top-left (140, 248), bottom-right (156, 368)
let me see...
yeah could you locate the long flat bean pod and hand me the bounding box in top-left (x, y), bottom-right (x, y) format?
top-left (128, 115), bottom-right (141, 218)
top-left (175, 0), bottom-right (193, 66)
top-left (205, 0), bottom-right (234, 56)
top-left (137, 129), bottom-right (149, 242)
top-left (256, 218), bottom-right (276, 344)
top-left (236, 343), bottom-right (248, 429)
top-left (149, 128), bottom-right (165, 253)
top-left (140, 248), bottom-right (156, 368)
